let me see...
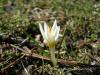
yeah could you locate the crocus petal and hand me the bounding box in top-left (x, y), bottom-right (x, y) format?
top-left (44, 22), bottom-right (48, 40)
top-left (39, 23), bottom-right (46, 40)
top-left (53, 25), bottom-right (58, 37)
top-left (59, 34), bottom-right (62, 37)
top-left (52, 24), bottom-right (59, 39)
top-left (55, 26), bottom-right (60, 40)
top-left (51, 20), bottom-right (57, 33)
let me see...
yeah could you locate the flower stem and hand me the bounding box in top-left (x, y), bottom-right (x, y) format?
top-left (49, 47), bottom-right (57, 67)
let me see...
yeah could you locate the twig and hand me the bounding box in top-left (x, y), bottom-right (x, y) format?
top-left (31, 52), bottom-right (78, 66)
top-left (1, 55), bottom-right (25, 72)
top-left (10, 44), bottom-right (24, 52)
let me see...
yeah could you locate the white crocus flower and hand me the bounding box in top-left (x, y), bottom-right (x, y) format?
top-left (39, 20), bottom-right (60, 67)
top-left (39, 20), bottom-right (60, 48)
